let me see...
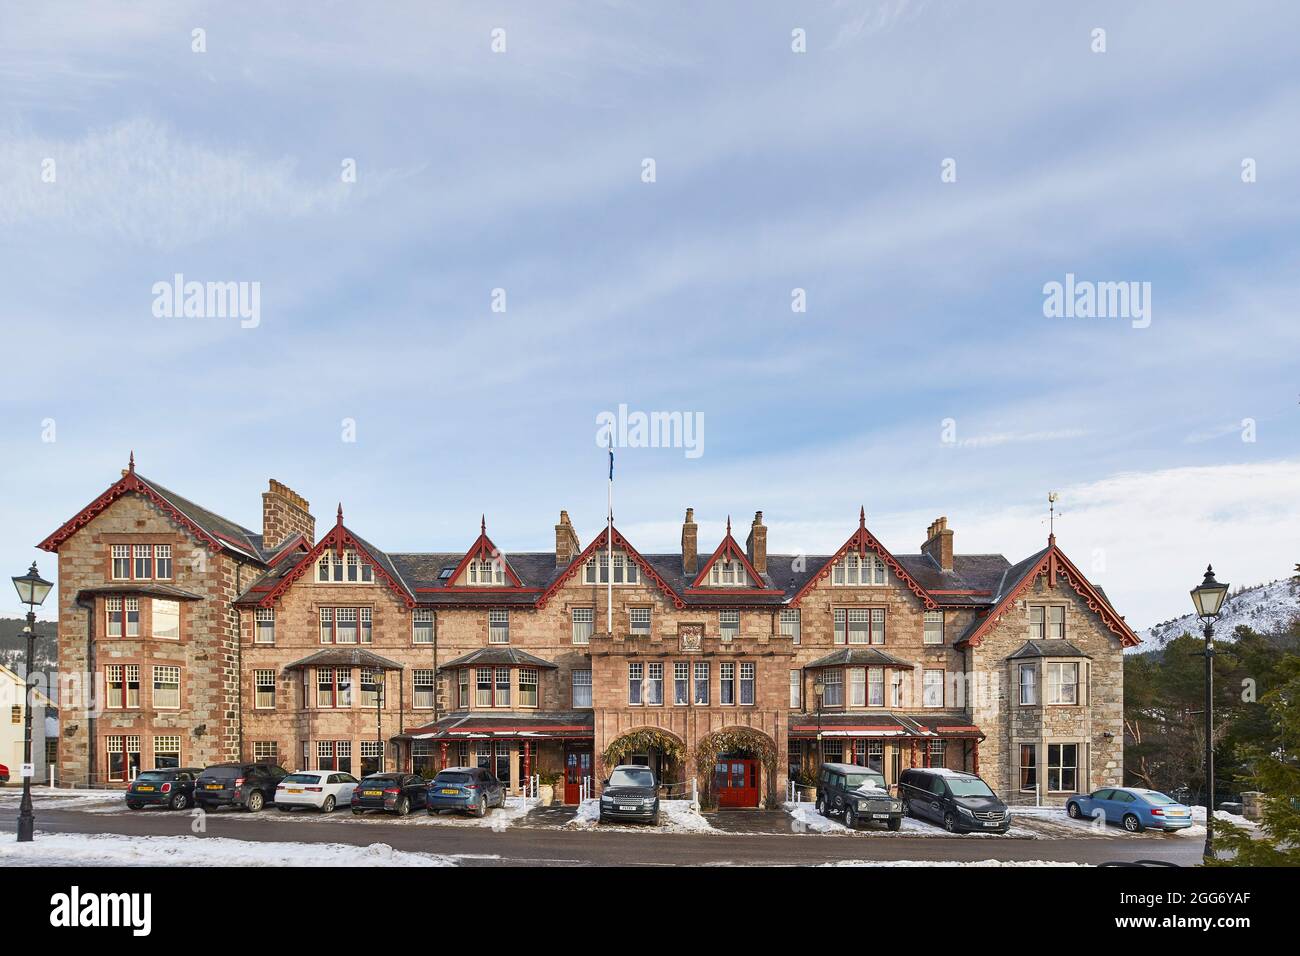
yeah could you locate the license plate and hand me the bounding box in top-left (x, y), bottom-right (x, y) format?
top-left (364, 790), bottom-right (382, 796)
top-left (286, 788), bottom-right (302, 794)
top-left (441, 788), bottom-right (458, 794)
top-left (983, 821), bottom-right (1001, 827)
top-left (1168, 811), bottom-right (1187, 817)
top-left (137, 786), bottom-right (155, 792)
top-left (873, 813), bottom-right (890, 819)
top-left (205, 784), bottom-right (222, 790)
top-left (619, 805), bottom-right (638, 811)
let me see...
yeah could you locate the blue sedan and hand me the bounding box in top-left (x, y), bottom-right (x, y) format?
top-left (1066, 787), bottom-right (1194, 832)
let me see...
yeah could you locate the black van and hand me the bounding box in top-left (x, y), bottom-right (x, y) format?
top-left (897, 767), bottom-right (1010, 833)
top-left (815, 762), bottom-right (904, 830)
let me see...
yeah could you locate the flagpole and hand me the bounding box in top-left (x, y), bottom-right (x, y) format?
top-left (607, 448), bottom-right (614, 635)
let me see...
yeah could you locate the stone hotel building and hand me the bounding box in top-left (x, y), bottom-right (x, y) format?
top-left (41, 458), bottom-right (1139, 807)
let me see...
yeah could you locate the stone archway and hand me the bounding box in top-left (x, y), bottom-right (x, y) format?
top-left (695, 726), bottom-right (779, 809)
top-left (601, 727), bottom-right (687, 791)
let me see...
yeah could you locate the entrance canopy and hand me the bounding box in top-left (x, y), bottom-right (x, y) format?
top-left (398, 710), bottom-right (593, 742)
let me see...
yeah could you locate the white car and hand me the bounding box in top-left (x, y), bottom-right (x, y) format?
top-left (275, 771), bottom-right (359, 812)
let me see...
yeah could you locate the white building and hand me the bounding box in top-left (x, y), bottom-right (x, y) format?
top-left (0, 664), bottom-right (54, 783)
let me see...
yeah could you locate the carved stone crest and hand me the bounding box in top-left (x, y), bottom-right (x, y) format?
top-left (679, 623), bottom-right (704, 652)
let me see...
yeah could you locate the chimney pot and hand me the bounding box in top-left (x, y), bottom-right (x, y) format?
top-left (922, 515), bottom-right (954, 572)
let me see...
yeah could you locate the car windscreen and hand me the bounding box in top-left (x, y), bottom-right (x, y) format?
top-left (135, 771), bottom-right (171, 782)
top-left (846, 773), bottom-right (885, 791)
top-left (281, 773), bottom-right (321, 785)
top-left (946, 778), bottom-right (995, 798)
top-left (1139, 791), bottom-right (1177, 806)
top-left (360, 777), bottom-right (398, 787)
top-left (201, 767), bottom-right (240, 780)
top-left (609, 769), bottom-right (655, 788)
top-left (434, 772), bottom-right (473, 784)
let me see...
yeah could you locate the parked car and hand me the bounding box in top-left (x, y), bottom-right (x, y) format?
top-left (426, 767), bottom-right (506, 817)
top-left (275, 770), bottom-right (359, 813)
top-left (0, 763), bottom-right (8, 784)
top-left (125, 767), bottom-right (203, 810)
top-left (814, 762), bottom-right (904, 830)
top-left (194, 762), bottom-right (288, 812)
top-left (1066, 787), bottom-right (1193, 832)
top-left (599, 765), bottom-right (659, 824)
top-left (898, 767), bottom-right (1011, 833)
top-left (350, 772), bottom-right (428, 816)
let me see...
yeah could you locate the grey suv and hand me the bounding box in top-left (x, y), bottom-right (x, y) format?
top-left (815, 762), bottom-right (904, 830)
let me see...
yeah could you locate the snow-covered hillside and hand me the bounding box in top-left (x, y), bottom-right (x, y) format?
top-left (1131, 577), bottom-right (1300, 654)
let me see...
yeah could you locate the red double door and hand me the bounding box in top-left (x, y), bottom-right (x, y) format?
top-left (564, 751), bottom-right (592, 804)
top-left (714, 758), bottom-right (759, 808)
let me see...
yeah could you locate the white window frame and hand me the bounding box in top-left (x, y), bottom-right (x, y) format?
top-left (719, 662), bottom-right (736, 705)
top-left (152, 598), bottom-right (180, 640)
top-left (739, 662), bottom-right (755, 705)
top-left (849, 667), bottom-right (866, 707)
top-left (673, 662), bottom-right (689, 705)
top-left (923, 610), bottom-right (944, 645)
top-left (255, 608), bottom-right (275, 644)
top-left (412, 669), bottom-right (436, 709)
top-left (153, 665), bottom-right (181, 710)
top-left (922, 669), bottom-right (944, 708)
top-left (254, 669), bottom-right (276, 709)
top-left (571, 607), bottom-right (594, 645)
top-left (628, 663), bottom-right (644, 706)
top-left (645, 663), bottom-right (664, 706)
top-left (832, 552), bottom-right (886, 586)
top-left (789, 669), bottom-right (801, 708)
top-left (1019, 663), bottom-right (1038, 705)
top-left (693, 662), bottom-right (709, 705)
top-left (583, 552), bottom-right (640, 585)
top-left (572, 669), bottom-right (593, 708)
top-left (153, 735), bottom-right (181, 766)
top-left (1045, 661), bottom-right (1079, 705)
top-left (779, 608), bottom-right (800, 644)
top-left (708, 558), bottom-right (751, 587)
top-left (488, 609), bottom-right (510, 644)
top-left (719, 610), bottom-right (740, 643)
top-left (412, 609), bottom-right (434, 645)
top-left (820, 668), bottom-right (843, 707)
top-left (629, 607), bottom-right (651, 636)
top-left (518, 667), bottom-right (538, 708)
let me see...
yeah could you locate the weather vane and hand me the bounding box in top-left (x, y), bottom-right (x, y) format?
top-left (1047, 492), bottom-right (1059, 537)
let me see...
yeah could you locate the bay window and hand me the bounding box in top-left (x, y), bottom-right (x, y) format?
top-left (360, 668), bottom-right (382, 707)
top-left (1046, 662), bottom-right (1079, 705)
top-left (1047, 743), bottom-right (1078, 792)
top-left (1019, 664), bottom-right (1038, 705)
top-left (849, 667), bottom-right (866, 707)
top-left (475, 668), bottom-right (493, 707)
top-left (868, 668), bottom-right (884, 707)
top-left (152, 598), bottom-right (180, 640)
top-left (458, 669), bottom-right (470, 708)
top-left (494, 666), bottom-right (511, 706)
top-left (519, 668), bottom-right (538, 707)
top-left (821, 668), bottom-right (843, 707)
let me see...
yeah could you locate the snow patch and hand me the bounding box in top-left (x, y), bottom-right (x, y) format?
top-left (1135, 577), bottom-right (1300, 653)
top-left (822, 858), bottom-right (1089, 867)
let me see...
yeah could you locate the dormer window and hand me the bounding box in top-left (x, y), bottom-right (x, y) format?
top-left (316, 550), bottom-right (374, 584)
top-left (832, 553), bottom-right (886, 586)
top-left (708, 558), bottom-right (752, 587)
top-left (467, 558), bottom-right (504, 586)
top-left (583, 552), bottom-right (640, 585)
top-left (438, 566), bottom-right (455, 580)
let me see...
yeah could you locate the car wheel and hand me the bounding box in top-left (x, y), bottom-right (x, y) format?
top-left (321, 795), bottom-right (336, 813)
top-left (887, 816), bottom-right (902, 832)
top-left (169, 792), bottom-right (186, 811)
top-left (844, 806), bottom-right (857, 828)
top-left (472, 796), bottom-right (486, 818)
top-left (943, 811), bottom-right (957, 833)
top-left (245, 790), bottom-right (265, 813)
top-left (1067, 801), bottom-right (1082, 819)
top-left (1123, 813), bottom-right (1143, 833)
top-left (395, 796), bottom-right (411, 817)
top-left (127, 802), bottom-right (143, 811)
top-left (815, 795), bottom-right (825, 816)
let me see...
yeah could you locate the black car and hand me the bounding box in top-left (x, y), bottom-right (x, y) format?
top-left (351, 772), bottom-right (428, 816)
top-left (898, 767), bottom-right (1010, 833)
top-left (125, 767), bottom-right (204, 810)
top-left (599, 765), bottom-right (659, 824)
top-left (195, 762), bottom-right (288, 812)
top-left (814, 762), bottom-right (904, 830)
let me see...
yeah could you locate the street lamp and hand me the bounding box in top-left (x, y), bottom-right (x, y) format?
top-left (1190, 564), bottom-right (1229, 863)
top-left (11, 562), bottom-right (53, 843)
top-left (813, 677), bottom-right (825, 763)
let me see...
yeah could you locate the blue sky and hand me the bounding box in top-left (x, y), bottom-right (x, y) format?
top-left (2, 1), bottom-right (1297, 629)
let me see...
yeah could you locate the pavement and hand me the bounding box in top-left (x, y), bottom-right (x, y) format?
top-left (0, 798), bottom-right (1206, 866)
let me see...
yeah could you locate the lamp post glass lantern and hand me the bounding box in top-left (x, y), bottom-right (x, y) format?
top-left (11, 562), bottom-right (52, 843)
top-left (1190, 564), bottom-right (1228, 863)
top-left (813, 678), bottom-right (825, 764)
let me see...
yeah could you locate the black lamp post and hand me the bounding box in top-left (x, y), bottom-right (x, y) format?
top-left (11, 562), bottom-right (53, 843)
top-left (813, 678), bottom-right (825, 763)
top-left (1190, 564), bottom-right (1229, 863)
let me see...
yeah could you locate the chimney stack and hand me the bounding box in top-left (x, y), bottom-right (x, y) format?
top-left (746, 511), bottom-right (767, 574)
top-left (262, 480), bottom-right (315, 551)
top-left (681, 508), bottom-right (698, 575)
top-left (554, 510), bottom-right (581, 566)
top-left (922, 516), bottom-right (954, 572)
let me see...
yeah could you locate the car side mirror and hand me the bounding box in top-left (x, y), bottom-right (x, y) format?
top-left (602, 779), bottom-right (610, 787)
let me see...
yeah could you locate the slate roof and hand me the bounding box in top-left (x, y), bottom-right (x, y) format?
top-left (137, 474), bottom-right (266, 560)
top-left (804, 648), bottom-right (916, 669)
top-left (1006, 639), bottom-right (1092, 660)
top-left (281, 648), bottom-right (405, 672)
top-left (437, 647), bottom-right (558, 671)
top-left (401, 710), bottom-right (594, 739)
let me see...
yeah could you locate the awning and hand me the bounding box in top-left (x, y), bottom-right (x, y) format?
top-left (398, 710), bottom-right (593, 741)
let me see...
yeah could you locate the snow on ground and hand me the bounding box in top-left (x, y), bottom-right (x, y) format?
top-left (0, 787), bottom-right (126, 814)
top-left (822, 858), bottom-right (1089, 867)
top-left (783, 802), bottom-right (1037, 838)
top-left (0, 832), bottom-right (470, 867)
top-left (1171, 806), bottom-right (1259, 839)
top-left (567, 798), bottom-right (713, 833)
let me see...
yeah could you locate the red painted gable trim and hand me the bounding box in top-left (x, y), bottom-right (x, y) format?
top-left (788, 522), bottom-right (937, 611)
top-left (443, 529), bottom-right (525, 589)
top-left (536, 525), bottom-right (685, 610)
top-left (956, 542), bottom-right (1140, 648)
top-left (38, 471), bottom-right (244, 559)
top-left (256, 522), bottom-right (415, 610)
top-left (690, 528), bottom-right (766, 589)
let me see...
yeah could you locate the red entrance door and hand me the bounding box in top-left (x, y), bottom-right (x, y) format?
top-left (565, 751), bottom-right (591, 804)
top-left (714, 758), bottom-right (759, 808)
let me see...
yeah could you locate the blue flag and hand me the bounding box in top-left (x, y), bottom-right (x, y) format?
top-left (608, 449), bottom-right (614, 480)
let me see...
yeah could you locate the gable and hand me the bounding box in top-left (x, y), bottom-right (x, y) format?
top-left (789, 510), bottom-right (937, 610)
top-left (253, 516), bottom-right (415, 610)
top-left (442, 520), bottom-right (527, 589)
top-left (537, 525), bottom-right (685, 610)
top-left (689, 521), bottom-right (772, 591)
top-left (956, 540), bottom-right (1139, 648)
